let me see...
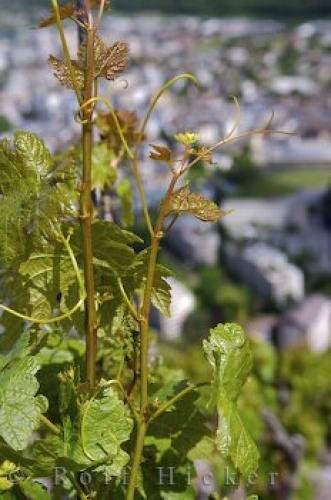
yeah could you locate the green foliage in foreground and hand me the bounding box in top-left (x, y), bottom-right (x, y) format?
top-left (204, 324), bottom-right (259, 478)
top-left (159, 338), bottom-right (331, 498)
top-left (0, 357), bottom-right (48, 451)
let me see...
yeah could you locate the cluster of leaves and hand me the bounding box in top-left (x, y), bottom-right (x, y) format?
top-left (0, 132), bottom-right (76, 265)
top-left (109, 326), bottom-right (258, 499)
top-left (0, 324), bottom-right (258, 498)
top-left (278, 348), bottom-right (331, 456)
top-left (0, 346), bottom-right (134, 498)
top-left (49, 34), bottom-right (129, 89)
top-left (96, 110), bottom-right (141, 154)
top-left (0, 308), bottom-right (259, 498)
top-left (159, 330), bottom-right (331, 498)
top-left (165, 187), bottom-right (227, 223)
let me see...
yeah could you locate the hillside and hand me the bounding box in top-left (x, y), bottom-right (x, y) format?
top-left (115, 0), bottom-right (331, 18)
top-left (4, 0), bottom-right (331, 19)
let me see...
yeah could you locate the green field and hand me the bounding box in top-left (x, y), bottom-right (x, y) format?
top-left (236, 168), bottom-right (331, 197)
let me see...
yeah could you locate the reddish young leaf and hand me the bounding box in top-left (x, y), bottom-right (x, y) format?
top-left (149, 144), bottom-right (172, 162)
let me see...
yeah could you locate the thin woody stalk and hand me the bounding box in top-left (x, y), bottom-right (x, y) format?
top-left (52, 0), bottom-right (97, 389)
top-left (125, 420), bottom-right (147, 500)
top-left (80, 8), bottom-right (98, 390)
top-left (126, 172), bottom-right (180, 500)
top-left (140, 172), bottom-right (180, 409)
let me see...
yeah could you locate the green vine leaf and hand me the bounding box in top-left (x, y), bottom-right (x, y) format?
top-left (164, 187), bottom-right (228, 223)
top-left (29, 386), bottom-right (133, 480)
top-left (0, 357), bottom-right (48, 451)
top-left (19, 479), bottom-right (50, 499)
top-left (31, 372), bottom-right (133, 477)
top-left (129, 250), bottom-right (173, 317)
top-left (0, 332), bottom-right (31, 372)
top-left (151, 268), bottom-right (172, 318)
top-left (148, 383), bottom-right (209, 457)
top-left (76, 386), bottom-right (133, 463)
top-left (144, 384), bottom-right (209, 499)
top-left (203, 323), bottom-right (260, 479)
top-left (18, 252), bottom-right (78, 320)
top-left (92, 219), bottom-right (142, 246)
top-left (14, 132), bottom-right (51, 177)
top-left (0, 132), bottom-right (76, 265)
top-left (89, 220), bottom-right (141, 273)
top-left (29, 435), bottom-right (67, 477)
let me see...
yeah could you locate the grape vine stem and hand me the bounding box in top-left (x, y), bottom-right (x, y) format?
top-left (125, 171), bottom-right (180, 500)
top-left (80, 5), bottom-right (98, 390)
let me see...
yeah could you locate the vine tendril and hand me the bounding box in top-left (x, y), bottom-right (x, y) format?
top-left (0, 232), bottom-right (86, 325)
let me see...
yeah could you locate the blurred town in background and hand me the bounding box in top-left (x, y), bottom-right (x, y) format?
top-left (1, 1), bottom-right (331, 498)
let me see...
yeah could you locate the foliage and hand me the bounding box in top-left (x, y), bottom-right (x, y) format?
top-left (0, 131), bottom-right (76, 265)
top-left (160, 336), bottom-right (331, 498)
top-left (0, 2), bottom-right (264, 499)
top-left (203, 323), bottom-right (259, 479)
top-left (165, 187), bottom-right (228, 223)
top-left (0, 356), bottom-right (48, 451)
top-left (49, 33), bottom-right (128, 89)
top-left (279, 348), bottom-right (331, 455)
